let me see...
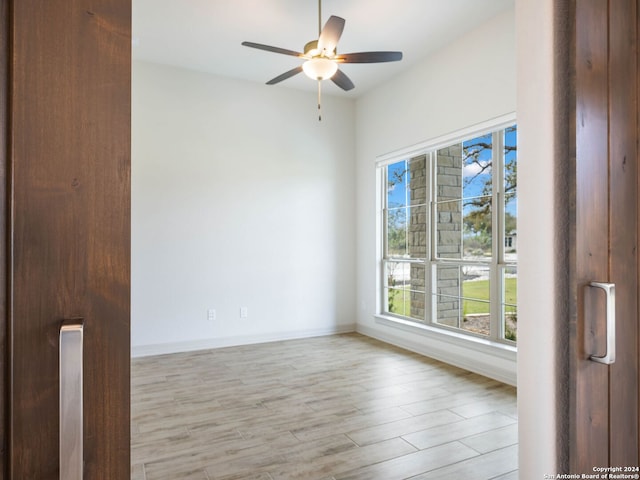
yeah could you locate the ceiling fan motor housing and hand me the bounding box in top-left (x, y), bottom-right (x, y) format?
top-left (304, 39), bottom-right (335, 58)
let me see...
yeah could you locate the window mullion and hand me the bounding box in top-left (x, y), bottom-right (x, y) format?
top-left (491, 130), bottom-right (505, 341)
top-left (381, 167), bottom-right (388, 314)
top-left (425, 151), bottom-right (434, 324)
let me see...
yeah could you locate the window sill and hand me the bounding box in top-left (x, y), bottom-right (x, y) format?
top-left (373, 314), bottom-right (517, 361)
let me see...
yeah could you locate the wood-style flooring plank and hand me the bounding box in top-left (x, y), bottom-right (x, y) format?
top-left (460, 423), bottom-right (519, 454)
top-left (131, 333), bottom-right (517, 479)
top-left (407, 444), bottom-right (518, 479)
top-left (333, 441), bottom-right (479, 480)
top-left (402, 412), bottom-right (517, 450)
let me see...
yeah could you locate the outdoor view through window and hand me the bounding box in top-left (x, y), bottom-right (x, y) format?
top-left (381, 124), bottom-right (517, 344)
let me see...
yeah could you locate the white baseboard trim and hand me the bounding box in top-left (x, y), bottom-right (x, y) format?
top-left (357, 323), bottom-right (517, 386)
top-left (131, 324), bottom-right (356, 358)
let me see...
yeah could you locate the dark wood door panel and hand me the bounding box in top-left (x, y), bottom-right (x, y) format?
top-left (608, 0), bottom-right (639, 467)
top-left (572, 0), bottom-right (640, 471)
top-left (7, 0), bottom-right (131, 478)
top-left (573, 0), bottom-right (610, 470)
top-left (0, 0), bottom-right (7, 476)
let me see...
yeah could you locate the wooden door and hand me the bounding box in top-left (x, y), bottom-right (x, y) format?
top-left (1, 0), bottom-right (131, 478)
top-left (571, 0), bottom-right (639, 471)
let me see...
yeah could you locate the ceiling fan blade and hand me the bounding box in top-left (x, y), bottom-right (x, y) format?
top-left (331, 68), bottom-right (355, 91)
top-left (266, 66), bottom-right (304, 85)
top-left (241, 41), bottom-right (303, 58)
top-left (317, 15), bottom-right (345, 54)
top-left (336, 51), bottom-right (403, 63)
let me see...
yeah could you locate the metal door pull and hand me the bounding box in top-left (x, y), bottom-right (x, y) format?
top-left (588, 282), bottom-right (615, 365)
top-left (60, 320), bottom-right (84, 480)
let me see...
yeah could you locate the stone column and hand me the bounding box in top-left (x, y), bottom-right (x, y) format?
top-left (435, 145), bottom-right (463, 327)
top-left (408, 155), bottom-right (427, 320)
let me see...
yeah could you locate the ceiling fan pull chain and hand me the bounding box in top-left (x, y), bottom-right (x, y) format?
top-left (318, 79), bottom-right (322, 121)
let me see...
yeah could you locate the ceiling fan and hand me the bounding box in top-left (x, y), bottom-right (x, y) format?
top-left (241, 0), bottom-right (403, 119)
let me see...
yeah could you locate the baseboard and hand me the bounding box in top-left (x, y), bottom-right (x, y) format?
top-left (131, 324), bottom-right (356, 358)
top-left (357, 323), bottom-right (517, 386)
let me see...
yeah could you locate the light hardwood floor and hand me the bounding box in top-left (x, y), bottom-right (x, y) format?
top-left (131, 333), bottom-right (517, 480)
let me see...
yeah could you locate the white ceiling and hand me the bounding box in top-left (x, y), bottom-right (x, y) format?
top-left (132, 0), bottom-right (514, 98)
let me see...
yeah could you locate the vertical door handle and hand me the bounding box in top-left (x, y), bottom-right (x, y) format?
top-left (588, 282), bottom-right (616, 365)
top-left (60, 320), bottom-right (84, 480)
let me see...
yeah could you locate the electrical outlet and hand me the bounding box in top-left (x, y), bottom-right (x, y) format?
top-left (207, 309), bottom-right (216, 321)
top-left (240, 307), bottom-right (248, 318)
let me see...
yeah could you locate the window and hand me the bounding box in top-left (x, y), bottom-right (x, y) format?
top-left (380, 123), bottom-right (517, 345)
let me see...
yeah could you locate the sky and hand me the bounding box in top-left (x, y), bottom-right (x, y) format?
top-left (387, 125), bottom-right (517, 217)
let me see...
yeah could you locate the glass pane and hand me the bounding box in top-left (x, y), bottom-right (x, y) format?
top-left (504, 125), bottom-right (518, 262)
top-left (434, 264), bottom-right (490, 336)
top-left (437, 145), bottom-right (463, 203)
top-left (462, 265), bottom-right (490, 301)
top-left (386, 157), bottom-right (426, 259)
top-left (385, 262), bottom-right (425, 320)
top-left (434, 264), bottom-right (462, 328)
top-left (434, 293), bottom-right (460, 328)
top-left (385, 261), bottom-right (409, 316)
top-left (504, 125), bottom-right (517, 192)
top-left (462, 264), bottom-right (490, 337)
top-left (504, 196), bottom-right (517, 261)
top-left (385, 261), bottom-right (409, 289)
top-left (461, 299), bottom-right (491, 335)
top-left (409, 155), bottom-right (427, 206)
top-left (436, 199), bottom-right (462, 259)
top-left (437, 197), bottom-right (495, 260)
top-left (503, 266), bottom-right (517, 342)
top-left (387, 207), bottom-right (407, 257)
top-left (437, 137), bottom-right (493, 261)
top-left (407, 205), bottom-right (427, 259)
top-left (463, 265), bottom-right (490, 336)
top-left (463, 133), bottom-right (493, 198)
top-left (408, 263), bottom-right (426, 321)
top-left (387, 161), bottom-right (408, 208)
top-left (387, 288), bottom-right (408, 316)
top-left (463, 196), bottom-right (492, 259)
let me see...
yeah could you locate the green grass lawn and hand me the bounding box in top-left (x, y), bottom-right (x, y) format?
top-left (387, 288), bottom-right (409, 316)
top-left (462, 278), bottom-right (517, 314)
top-left (388, 278), bottom-right (517, 316)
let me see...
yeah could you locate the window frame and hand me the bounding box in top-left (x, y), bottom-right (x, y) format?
top-left (377, 114), bottom-right (517, 348)
top-left (381, 155), bottom-right (431, 321)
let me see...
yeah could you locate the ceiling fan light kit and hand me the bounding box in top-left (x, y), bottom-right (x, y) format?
top-left (241, 0), bottom-right (403, 120)
top-left (302, 57), bottom-right (338, 80)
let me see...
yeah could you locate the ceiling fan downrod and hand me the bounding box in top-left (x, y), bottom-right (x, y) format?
top-left (317, 0), bottom-right (323, 122)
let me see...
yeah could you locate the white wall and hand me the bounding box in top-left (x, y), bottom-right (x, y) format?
top-left (517, 0), bottom-right (569, 475)
top-left (132, 61), bottom-right (356, 354)
top-left (354, 9), bottom-right (517, 383)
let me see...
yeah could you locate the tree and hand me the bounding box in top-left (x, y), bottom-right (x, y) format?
top-left (387, 207), bottom-right (407, 256)
top-left (462, 126), bottom-right (517, 240)
top-left (386, 165), bottom-right (408, 256)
